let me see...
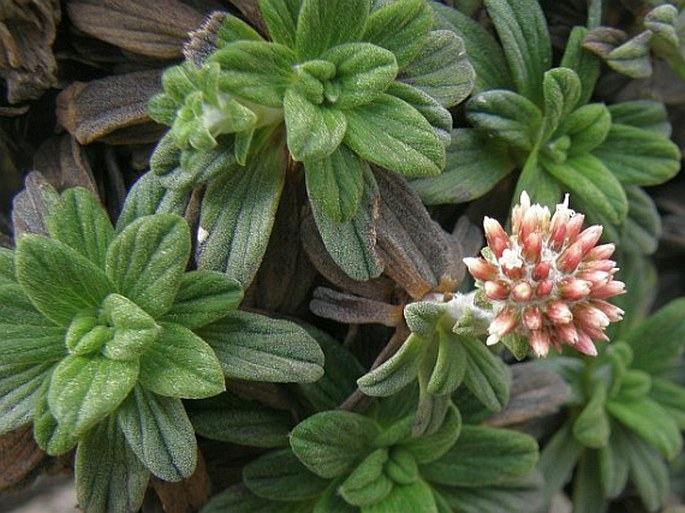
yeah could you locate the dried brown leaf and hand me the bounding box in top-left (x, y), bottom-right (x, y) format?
top-left (150, 451), bottom-right (211, 513)
top-left (11, 171), bottom-right (60, 237)
top-left (33, 135), bottom-right (98, 195)
top-left (56, 69), bottom-right (164, 145)
top-left (67, 0), bottom-right (205, 59)
top-left (310, 287), bottom-right (404, 327)
top-left (0, 425), bottom-right (46, 491)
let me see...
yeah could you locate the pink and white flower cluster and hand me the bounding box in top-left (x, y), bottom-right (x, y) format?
top-left (464, 192), bottom-right (625, 357)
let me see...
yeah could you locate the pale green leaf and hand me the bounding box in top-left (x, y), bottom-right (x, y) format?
top-left (100, 293), bottom-right (159, 361)
top-left (32, 377), bottom-right (78, 455)
top-left (259, 0), bottom-right (302, 47)
top-left (573, 381), bottom-right (610, 449)
top-left (363, 480), bottom-right (437, 513)
top-left (540, 67), bottom-right (581, 142)
top-left (0, 362), bottom-right (52, 435)
top-left (461, 335), bottom-right (510, 412)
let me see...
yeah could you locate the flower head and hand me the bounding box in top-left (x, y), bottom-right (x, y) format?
top-left (464, 192), bottom-right (625, 357)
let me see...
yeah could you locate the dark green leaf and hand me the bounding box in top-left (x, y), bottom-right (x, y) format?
top-left (322, 42), bottom-right (397, 109)
top-left (538, 422), bottom-right (582, 503)
top-left (599, 419), bottom-right (631, 498)
top-left (139, 322), bottom-right (225, 399)
top-left (620, 185), bottom-right (661, 255)
top-left (624, 427), bottom-right (669, 511)
top-left (290, 410), bottom-right (379, 478)
top-left (573, 381), bottom-right (610, 449)
top-left (427, 329), bottom-right (467, 396)
top-left (398, 30), bottom-right (474, 108)
top-left (344, 93), bottom-right (445, 177)
top-left (259, 0), bottom-right (302, 47)
top-left (607, 100), bottom-right (671, 136)
top-left (188, 392), bottom-right (292, 447)
top-left (622, 298), bottom-right (685, 374)
top-left (0, 362), bottom-right (52, 435)
top-left (313, 480), bottom-right (358, 513)
top-left (555, 103), bottom-right (611, 156)
top-left (197, 139), bottom-right (286, 288)
top-left (539, 67), bottom-right (581, 142)
top-left (203, 484), bottom-right (312, 513)
top-left (339, 448), bottom-right (392, 507)
top-left (402, 403), bottom-right (461, 464)
top-left (465, 90), bottom-right (542, 151)
top-left (75, 417), bottom-right (150, 513)
top-left (483, 0), bottom-right (551, 105)
top-left (198, 311), bottom-right (324, 383)
top-left (412, 128), bottom-right (514, 204)
top-left (649, 377), bottom-right (685, 430)
top-left (593, 123), bottom-right (681, 186)
top-left (16, 235), bottom-right (112, 326)
top-left (305, 145), bottom-right (366, 223)
top-left (107, 214), bottom-right (190, 318)
top-left (214, 12), bottom-right (263, 47)
top-left (46, 188), bottom-right (114, 268)
top-left (244, 448), bottom-right (329, 501)
top-left (49, 354), bottom-right (139, 435)
top-left (161, 270), bottom-right (242, 329)
top-left (284, 89), bottom-right (347, 162)
top-left (363, 480), bottom-right (437, 513)
top-left (384, 447), bottom-right (419, 485)
top-left (211, 41), bottom-right (295, 107)
top-left (115, 171), bottom-right (189, 231)
top-left (421, 425), bottom-right (538, 486)
top-left (560, 27), bottom-right (600, 106)
top-left (462, 335), bottom-right (510, 412)
top-left (572, 450), bottom-right (607, 513)
top-left (0, 247), bottom-right (15, 284)
top-left (117, 386), bottom-right (196, 481)
top-left (357, 333), bottom-right (428, 396)
top-left (363, 0), bottom-right (432, 68)
top-left (386, 82), bottom-right (452, 146)
top-left (431, 3), bottom-right (511, 92)
top-left (308, 162), bottom-right (383, 280)
top-left (295, 0), bottom-right (369, 59)
top-left (513, 154), bottom-right (562, 211)
top-left (542, 153), bottom-right (627, 225)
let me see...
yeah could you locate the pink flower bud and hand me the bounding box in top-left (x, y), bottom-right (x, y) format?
top-left (536, 279), bottom-right (554, 298)
top-left (530, 330), bottom-right (552, 357)
top-left (546, 300), bottom-right (574, 325)
top-left (523, 306), bottom-right (543, 330)
top-left (484, 280), bottom-right (510, 300)
top-left (511, 281), bottom-right (533, 302)
top-left (557, 242), bottom-right (584, 273)
top-left (463, 257), bottom-right (498, 281)
top-left (483, 217), bottom-right (510, 258)
top-left (584, 243), bottom-right (615, 261)
top-left (522, 232), bottom-right (543, 262)
top-left (532, 262), bottom-right (551, 281)
top-left (590, 280), bottom-right (626, 300)
top-left (487, 307), bottom-right (518, 343)
top-left (558, 278), bottom-right (591, 301)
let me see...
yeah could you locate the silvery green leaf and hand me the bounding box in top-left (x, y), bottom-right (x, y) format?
top-left (117, 386), bottom-right (196, 481)
top-left (461, 335), bottom-right (510, 412)
top-left (100, 294), bottom-right (160, 361)
top-left (259, 0), bottom-right (303, 47)
top-left (107, 214), bottom-right (190, 318)
top-left (295, 0), bottom-right (369, 60)
top-left (606, 31), bottom-right (653, 78)
top-left (46, 188), bottom-right (114, 268)
top-left (539, 67), bottom-right (581, 142)
top-left (16, 235), bottom-right (112, 327)
top-left (75, 417), bottom-right (150, 513)
top-left (399, 30), bottom-right (474, 108)
top-left (32, 377), bottom-right (78, 455)
top-left (197, 311), bottom-right (324, 383)
top-left (139, 322), bottom-right (225, 399)
top-left (0, 362), bottom-right (52, 435)
top-left (645, 4), bottom-right (680, 47)
top-left (339, 448), bottom-right (392, 507)
top-left (386, 82), bottom-right (452, 146)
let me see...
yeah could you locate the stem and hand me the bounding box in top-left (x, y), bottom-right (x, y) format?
top-left (587, 0), bottom-right (604, 29)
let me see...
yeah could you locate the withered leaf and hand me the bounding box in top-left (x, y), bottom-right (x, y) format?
top-left (310, 286), bottom-right (404, 327)
top-left (0, 0), bottom-right (60, 103)
top-left (11, 171), bottom-right (60, 237)
top-left (150, 450), bottom-right (211, 513)
top-left (67, 0), bottom-right (205, 59)
top-left (33, 135), bottom-right (98, 196)
top-left (0, 424), bottom-right (45, 491)
top-left (56, 69), bottom-right (165, 145)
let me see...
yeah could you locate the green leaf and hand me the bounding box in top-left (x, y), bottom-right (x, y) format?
top-left (339, 448), bottom-right (392, 507)
top-left (357, 333), bottom-right (428, 396)
top-left (32, 377), bottom-right (78, 455)
top-left (203, 484), bottom-right (312, 513)
top-left (622, 298), bottom-right (685, 375)
top-left (156, 140), bottom-right (239, 191)
top-left (427, 330), bottom-right (467, 396)
top-left (295, 0), bottom-right (369, 59)
top-left (314, 480), bottom-right (358, 513)
top-left (15, 235), bottom-right (112, 326)
top-left (649, 377), bottom-right (685, 430)
top-left (593, 123), bottom-right (681, 185)
top-left (560, 27), bottom-right (600, 106)
top-left (322, 42), bottom-right (398, 109)
top-left (139, 322), bottom-right (225, 399)
top-left (513, 154), bottom-right (562, 211)
top-left (197, 140), bottom-right (286, 288)
top-left (290, 410), bottom-right (379, 478)
top-left (573, 381), bottom-right (610, 448)
top-left (0, 362), bottom-right (52, 435)
top-left (197, 311), bottom-right (324, 383)
top-left (402, 403), bottom-right (461, 464)
top-left (538, 421), bottom-right (582, 503)
top-left (555, 103), bottom-right (611, 156)
top-left (344, 93), bottom-right (445, 177)
top-left (364, 480), bottom-right (437, 513)
top-left (384, 447), bottom-right (419, 485)
top-left (284, 89), bottom-right (347, 162)
top-left (100, 293), bottom-right (159, 361)
top-left (214, 12), bottom-right (264, 47)
top-left (421, 425), bottom-right (538, 487)
top-left (539, 67), bottom-right (581, 142)
top-left (305, 145), bottom-right (366, 223)
top-left (46, 188), bottom-right (114, 268)
top-left (0, 285), bottom-right (66, 364)
top-left (308, 163), bottom-right (383, 281)
top-left (608, 393), bottom-right (682, 460)
top-left (211, 41), bottom-right (295, 107)
top-left (620, 185), bottom-right (661, 255)
top-left (461, 335), bottom-right (510, 412)
top-left (542, 153), bottom-right (627, 225)
top-left (161, 270), bottom-right (242, 329)
top-left (244, 448), bottom-right (330, 501)
top-left (363, 0), bottom-right (432, 68)
top-left (297, 325), bottom-right (366, 411)
top-left (599, 419), bottom-right (631, 498)
top-left (117, 386), bottom-right (196, 481)
top-left (465, 90), bottom-right (542, 151)
top-left (607, 100), bottom-right (671, 136)
top-left (49, 354), bottom-right (138, 435)
top-left (398, 30), bottom-right (474, 108)
top-left (115, 171), bottom-right (189, 231)
top-left (386, 82), bottom-right (452, 146)
top-left (107, 214), bottom-right (190, 318)
top-left (259, 0), bottom-right (302, 47)
top-left (188, 392), bottom-right (292, 447)
top-left (431, 3), bottom-right (511, 92)
top-left (606, 31), bottom-right (653, 78)
top-left (624, 427), bottom-right (669, 511)
top-left (572, 450), bottom-right (607, 513)
top-left (0, 247), bottom-right (15, 284)
top-left (75, 417), bottom-right (150, 513)
top-left (483, 0), bottom-right (551, 105)
top-left (412, 128), bottom-right (514, 204)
